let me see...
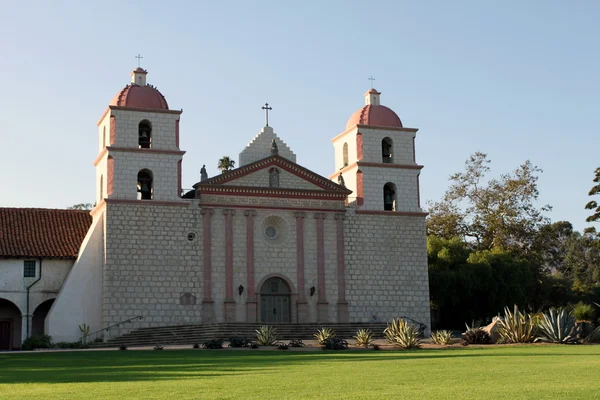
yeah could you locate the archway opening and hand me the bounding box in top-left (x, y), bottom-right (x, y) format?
top-left (137, 169), bottom-right (153, 200)
top-left (138, 120), bottom-right (152, 148)
top-left (383, 182), bottom-right (397, 211)
top-left (32, 299), bottom-right (55, 337)
top-left (260, 277), bottom-right (291, 323)
top-left (382, 137), bottom-right (393, 163)
top-left (0, 298), bottom-right (22, 350)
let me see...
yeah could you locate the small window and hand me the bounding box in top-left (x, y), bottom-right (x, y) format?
top-left (269, 168), bottom-right (279, 188)
top-left (383, 182), bottom-right (397, 211)
top-left (24, 260), bottom-right (36, 278)
top-left (342, 142), bottom-right (349, 167)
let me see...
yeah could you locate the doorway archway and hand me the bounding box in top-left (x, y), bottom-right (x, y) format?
top-left (32, 299), bottom-right (55, 337)
top-left (0, 298), bottom-right (22, 350)
top-left (260, 277), bottom-right (291, 323)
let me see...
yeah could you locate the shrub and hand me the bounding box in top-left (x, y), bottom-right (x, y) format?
top-left (119, 345), bottom-right (127, 351)
top-left (249, 342), bottom-right (259, 349)
top-left (154, 344), bottom-right (164, 351)
top-left (277, 342), bottom-right (289, 350)
top-left (431, 330), bottom-right (453, 345)
top-left (53, 341), bottom-right (85, 349)
top-left (193, 343), bottom-right (200, 349)
top-left (314, 328), bottom-right (335, 345)
top-left (323, 337), bottom-right (349, 350)
top-left (536, 308), bottom-right (577, 344)
top-left (202, 339), bottom-right (224, 349)
top-left (497, 305), bottom-right (535, 343)
top-left (372, 344), bottom-right (381, 350)
top-left (21, 335), bottom-right (53, 351)
top-left (255, 325), bottom-right (278, 346)
top-left (384, 318), bottom-right (421, 349)
top-left (461, 326), bottom-right (491, 346)
top-left (353, 329), bottom-right (374, 347)
top-left (288, 339), bottom-right (305, 348)
top-left (585, 326), bottom-right (600, 343)
top-left (573, 302), bottom-right (595, 322)
top-left (228, 336), bottom-right (251, 348)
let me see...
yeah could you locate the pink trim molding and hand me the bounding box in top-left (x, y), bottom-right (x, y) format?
top-left (356, 210), bottom-right (428, 217)
top-left (244, 210), bottom-right (256, 301)
top-left (315, 213), bottom-right (327, 303)
top-left (202, 209), bottom-right (213, 302)
top-left (295, 212), bottom-right (306, 302)
top-left (224, 209), bottom-right (235, 302)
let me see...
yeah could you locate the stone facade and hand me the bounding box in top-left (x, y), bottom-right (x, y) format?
top-left (44, 69), bottom-right (431, 341)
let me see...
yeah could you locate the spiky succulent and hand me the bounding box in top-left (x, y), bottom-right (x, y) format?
top-left (536, 308), bottom-right (577, 344)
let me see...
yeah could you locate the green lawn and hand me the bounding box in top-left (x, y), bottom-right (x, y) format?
top-left (1, 346), bottom-right (599, 399)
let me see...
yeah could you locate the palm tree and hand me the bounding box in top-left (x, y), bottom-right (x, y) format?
top-left (217, 156), bottom-right (235, 173)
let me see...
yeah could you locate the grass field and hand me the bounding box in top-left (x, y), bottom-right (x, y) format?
top-left (1, 346), bottom-right (600, 399)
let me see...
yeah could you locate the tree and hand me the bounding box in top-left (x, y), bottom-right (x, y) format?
top-left (585, 167), bottom-right (600, 223)
top-left (427, 152), bottom-right (551, 251)
top-left (68, 203), bottom-right (93, 210)
top-left (217, 156), bottom-right (235, 173)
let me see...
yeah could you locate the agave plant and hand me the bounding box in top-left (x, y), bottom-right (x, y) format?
top-left (585, 326), bottom-right (600, 343)
top-left (461, 323), bottom-right (491, 345)
top-left (384, 318), bottom-right (421, 349)
top-left (431, 330), bottom-right (453, 345)
top-left (536, 308), bottom-right (577, 344)
top-left (314, 328), bottom-right (336, 345)
top-left (353, 329), bottom-right (374, 347)
top-left (497, 305), bottom-right (535, 343)
top-left (255, 325), bottom-right (278, 346)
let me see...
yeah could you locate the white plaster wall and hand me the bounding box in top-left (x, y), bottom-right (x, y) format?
top-left (110, 109), bottom-right (180, 151)
top-left (108, 151), bottom-right (182, 201)
top-left (98, 115), bottom-right (110, 152)
top-left (239, 126), bottom-right (296, 166)
top-left (331, 128), bottom-right (358, 170)
top-left (46, 214), bottom-right (105, 342)
top-left (360, 166), bottom-right (421, 212)
top-left (225, 168), bottom-right (323, 190)
top-left (96, 156), bottom-right (107, 204)
top-left (359, 127), bottom-right (416, 165)
top-left (344, 211), bottom-right (430, 331)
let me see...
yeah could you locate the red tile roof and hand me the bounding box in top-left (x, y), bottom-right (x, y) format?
top-left (0, 208), bottom-right (92, 259)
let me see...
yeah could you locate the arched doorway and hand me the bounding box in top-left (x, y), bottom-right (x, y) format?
top-left (32, 299), bottom-right (55, 337)
top-left (0, 298), bottom-right (22, 350)
top-left (260, 277), bottom-right (291, 323)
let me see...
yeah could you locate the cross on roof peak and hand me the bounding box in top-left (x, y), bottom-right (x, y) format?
top-left (135, 54), bottom-right (144, 68)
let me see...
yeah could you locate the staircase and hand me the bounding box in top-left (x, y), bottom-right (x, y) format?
top-left (96, 322), bottom-right (389, 348)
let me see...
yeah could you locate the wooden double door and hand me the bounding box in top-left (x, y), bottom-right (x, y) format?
top-left (260, 277), bottom-right (291, 323)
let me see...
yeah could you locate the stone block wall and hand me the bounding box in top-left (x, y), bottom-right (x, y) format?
top-left (359, 165), bottom-right (421, 212)
top-left (239, 126), bottom-right (296, 166)
top-left (224, 168), bottom-right (323, 190)
top-left (103, 202), bottom-right (202, 336)
top-left (343, 211), bottom-right (430, 330)
top-left (109, 109), bottom-right (181, 151)
top-left (359, 127), bottom-right (416, 165)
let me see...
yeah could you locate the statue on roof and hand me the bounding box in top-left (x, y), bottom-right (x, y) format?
top-left (270, 139), bottom-right (279, 156)
top-left (338, 172), bottom-right (345, 187)
top-left (200, 165), bottom-right (208, 182)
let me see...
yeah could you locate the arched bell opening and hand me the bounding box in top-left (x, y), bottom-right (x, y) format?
top-left (382, 137), bottom-right (393, 163)
top-left (138, 120), bottom-right (152, 149)
top-left (383, 182), bottom-right (397, 211)
top-left (137, 169), bottom-right (153, 200)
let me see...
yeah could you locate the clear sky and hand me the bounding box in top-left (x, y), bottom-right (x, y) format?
top-left (1, 1), bottom-right (598, 232)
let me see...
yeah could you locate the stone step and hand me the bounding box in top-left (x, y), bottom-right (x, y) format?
top-left (95, 322), bottom-right (389, 347)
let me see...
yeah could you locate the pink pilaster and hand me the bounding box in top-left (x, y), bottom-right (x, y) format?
top-left (315, 213), bottom-right (328, 322)
top-left (201, 209), bottom-right (214, 322)
top-left (295, 212), bottom-right (308, 322)
top-left (244, 210), bottom-right (257, 322)
top-left (224, 209), bottom-right (236, 321)
top-left (334, 213), bottom-right (349, 322)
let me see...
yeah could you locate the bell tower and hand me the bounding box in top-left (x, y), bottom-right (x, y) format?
top-left (94, 67), bottom-right (185, 205)
top-left (330, 88), bottom-right (423, 213)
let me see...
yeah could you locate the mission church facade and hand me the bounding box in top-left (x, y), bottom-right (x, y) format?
top-left (3, 67), bottom-right (431, 344)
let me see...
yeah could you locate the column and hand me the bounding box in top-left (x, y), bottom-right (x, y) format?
top-left (21, 314), bottom-right (31, 344)
top-left (295, 212), bottom-right (309, 322)
top-left (223, 209), bottom-right (236, 322)
top-left (201, 209), bottom-right (215, 322)
top-left (315, 213), bottom-right (328, 322)
top-left (244, 210), bottom-right (257, 322)
top-left (334, 213), bottom-right (349, 322)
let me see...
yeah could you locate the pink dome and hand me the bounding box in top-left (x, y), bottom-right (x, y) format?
top-left (110, 84), bottom-right (169, 110)
top-left (346, 104), bottom-right (402, 130)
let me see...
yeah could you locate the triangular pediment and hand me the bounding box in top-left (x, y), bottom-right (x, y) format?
top-left (195, 156), bottom-right (351, 194)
